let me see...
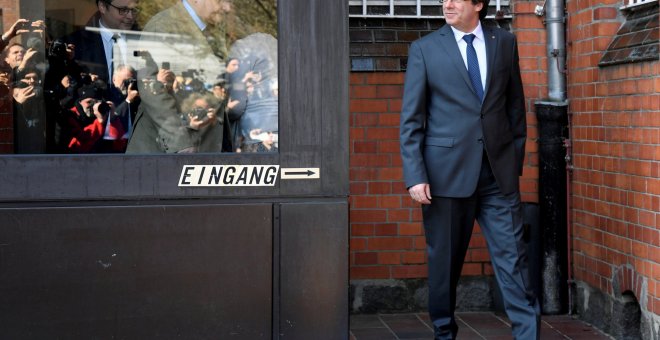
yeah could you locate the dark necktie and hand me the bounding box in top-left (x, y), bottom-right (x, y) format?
top-left (110, 34), bottom-right (119, 83)
top-left (463, 34), bottom-right (484, 102)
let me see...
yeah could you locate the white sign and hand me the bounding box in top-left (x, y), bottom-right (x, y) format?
top-left (280, 168), bottom-right (320, 179)
top-left (179, 165), bottom-right (280, 187)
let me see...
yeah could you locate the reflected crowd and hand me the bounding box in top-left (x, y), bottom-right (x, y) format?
top-left (0, 0), bottom-right (278, 154)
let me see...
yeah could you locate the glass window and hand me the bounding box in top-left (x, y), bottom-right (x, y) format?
top-left (0, 0), bottom-right (278, 154)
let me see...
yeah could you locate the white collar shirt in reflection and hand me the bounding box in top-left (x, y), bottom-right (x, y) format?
top-left (99, 20), bottom-right (128, 79)
top-left (182, 0), bottom-right (207, 32)
top-left (450, 22), bottom-right (487, 92)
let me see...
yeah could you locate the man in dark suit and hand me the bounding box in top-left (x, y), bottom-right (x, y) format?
top-left (399, 0), bottom-right (540, 339)
top-left (66, 0), bottom-right (139, 85)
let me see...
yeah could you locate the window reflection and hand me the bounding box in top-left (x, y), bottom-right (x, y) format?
top-left (0, 0), bottom-right (278, 154)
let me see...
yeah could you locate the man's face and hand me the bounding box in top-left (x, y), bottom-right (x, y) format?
top-left (5, 45), bottom-right (25, 68)
top-left (212, 85), bottom-right (225, 99)
top-left (226, 59), bottom-right (239, 73)
top-left (193, 98), bottom-right (210, 110)
top-left (443, 0), bottom-right (482, 33)
top-left (99, 0), bottom-right (139, 30)
top-left (200, 0), bottom-right (233, 26)
top-left (112, 67), bottom-right (134, 89)
top-left (79, 98), bottom-right (96, 115)
top-left (23, 72), bottom-right (38, 86)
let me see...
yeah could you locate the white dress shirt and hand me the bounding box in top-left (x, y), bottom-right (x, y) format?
top-left (450, 23), bottom-right (488, 92)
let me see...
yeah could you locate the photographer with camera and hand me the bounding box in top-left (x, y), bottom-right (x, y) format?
top-left (126, 0), bottom-right (232, 154)
top-left (179, 92), bottom-right (224, 153)
top-left (97, 63), bottom-right (140, 152)
top-left (12, 69), bottom-right (47, 153)
top-left (62, 84), bottom-right (125, 153)
top-left (2, 20), bottom-right (46, 80)
top-left (41, 39), bottom-right (89, 153)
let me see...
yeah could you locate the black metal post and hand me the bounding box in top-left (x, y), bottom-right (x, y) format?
top-left (535, 101), bottom-right (569, 314)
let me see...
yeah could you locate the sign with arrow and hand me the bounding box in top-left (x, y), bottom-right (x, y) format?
top-left (280, 168), bottom-right (320, 179)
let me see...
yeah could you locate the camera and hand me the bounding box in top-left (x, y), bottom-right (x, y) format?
top-left (48, 39), bottom-right (68, 60)
top-left (122, 78), bottom-right (137, 90)
top-left (96, 101), bottom-right (111, 116)
top-left (16, 21), bottom-right (29, 30)
top-left (191, 107), bottom-right (208, 120)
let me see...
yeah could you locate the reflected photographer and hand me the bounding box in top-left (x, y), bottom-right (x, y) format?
top-left (126, 0), bottom-right (234, 153)
top-left (12, 69), bottom-right (47, 153)
top-left (62, 85), bottom-right (125, 153)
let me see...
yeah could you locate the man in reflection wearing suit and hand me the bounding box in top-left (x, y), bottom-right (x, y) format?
top-left (399, 0), bottom-right (540, 339)
top-left (126, 0), bottom-right (231, 153)
top-left (66, 0), bottom-right (140, 85)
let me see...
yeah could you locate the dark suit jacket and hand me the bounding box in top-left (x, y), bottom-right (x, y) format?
top-left (126, 2), bottom-right (228, 153)
top-left (400, 23), bottom-right (526, 197)
top-left (66, 14), bottom-right (120, 85)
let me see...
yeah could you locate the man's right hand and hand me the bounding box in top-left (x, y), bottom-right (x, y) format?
top-left (408, 183), bottom-right (432, 205)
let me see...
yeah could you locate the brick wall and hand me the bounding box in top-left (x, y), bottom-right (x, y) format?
top-left (566, 0), bottom-right (659, 324)
top-left (0, 0), bottom-right (18, 153)
top-left (349, 7), bottom-right (547, 282)
top-left (349, 0), bottom-right (659, 329)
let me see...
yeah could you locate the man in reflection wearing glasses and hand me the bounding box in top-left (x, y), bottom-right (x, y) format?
top-left (399, 0), bottom-right (540, 339)
top-left (66, 0), bottom-right (140, 86)
top-left (126, 0), bottom-right (232, 153)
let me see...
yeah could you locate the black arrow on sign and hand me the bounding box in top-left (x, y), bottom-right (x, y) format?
top-left (284, 170), bottom-right (316, 176)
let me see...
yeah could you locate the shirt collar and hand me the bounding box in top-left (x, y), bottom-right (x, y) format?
top-left (98, 20), bottom-right (117, 43)
top-left (182, 0), bottom-right (207, 32)
top-left (450, 22), bottom-right (484, 43)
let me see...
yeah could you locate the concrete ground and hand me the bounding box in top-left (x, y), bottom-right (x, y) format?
top-left (350, 312), bottom-right (612, 339)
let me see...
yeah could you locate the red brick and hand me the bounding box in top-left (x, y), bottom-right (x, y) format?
top-left (350, 266), bottom-right (390, 280)
top-left (350, 168), bottom-right (379, 181)
top-left (365, 73), bottom-right (405, 85)
top-left (368, 237), bottom-right (413, 250)
top-left (375, 223), bottom-right (398, 236)
top-left (470, 248), bottom-right (491, 262)
top-left (365, 127), bottom-right (400, 140)
top-left (387, 209), bottom-right (411, 222)
top-left (351, 195), bottom-right (379, 209)
top-left (378, 195), bottom-right (401, 209)
top-left (351, 85), bottom-right (378, 98)
top-left (353, 141), bottom-right (378, 153)
top-left (378, 252), bottom-right (401, 265)
top-left (350, 99), bottom-right (389, 113)
top-left (376, 85), bottom-right (403, 98)
top-left (354, 252), bottom-right (378, 265)
top-left (378, 167), bottom-right (403, 181)
top-left (354, 113), bottom-right (379, 127)
top-left (392, 265), bottom-right (427, 279)
top-left (368, 182), bottom-right (392, 195)
top-left (350, 238), bottom-right (367, 251)
top-left (402, 251), bottom-right (426, 264)
top-left (351, 224), bottom-right (375, 236)
top-left (378, 113), bottom-right (400, 126)
top-left (378, 140), bottom-right (400, 154)
top-left (350, 154), bottom-right (391, 167)
top-left (461, 263), bottom-right (483, 276)
top-left (351, 209), bottom-right (387, 223)
top-left (399, 223), bottom-right (423, 236)
top-left (350, 182), bottom-right (367, 195)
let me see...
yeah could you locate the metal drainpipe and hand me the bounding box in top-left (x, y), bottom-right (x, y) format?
top-left (544, 0), bottom-right (567, 102)
top-left (545, 0), bottom-right (573, 315)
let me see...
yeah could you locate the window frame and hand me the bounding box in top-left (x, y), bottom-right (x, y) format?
top-left (0, 0), bottom-right (349, 202)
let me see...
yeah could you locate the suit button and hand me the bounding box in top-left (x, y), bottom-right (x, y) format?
top-left (477, 138), bottom-right (483, 144)
top-left (480, 114), bottom-right (484, 119)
